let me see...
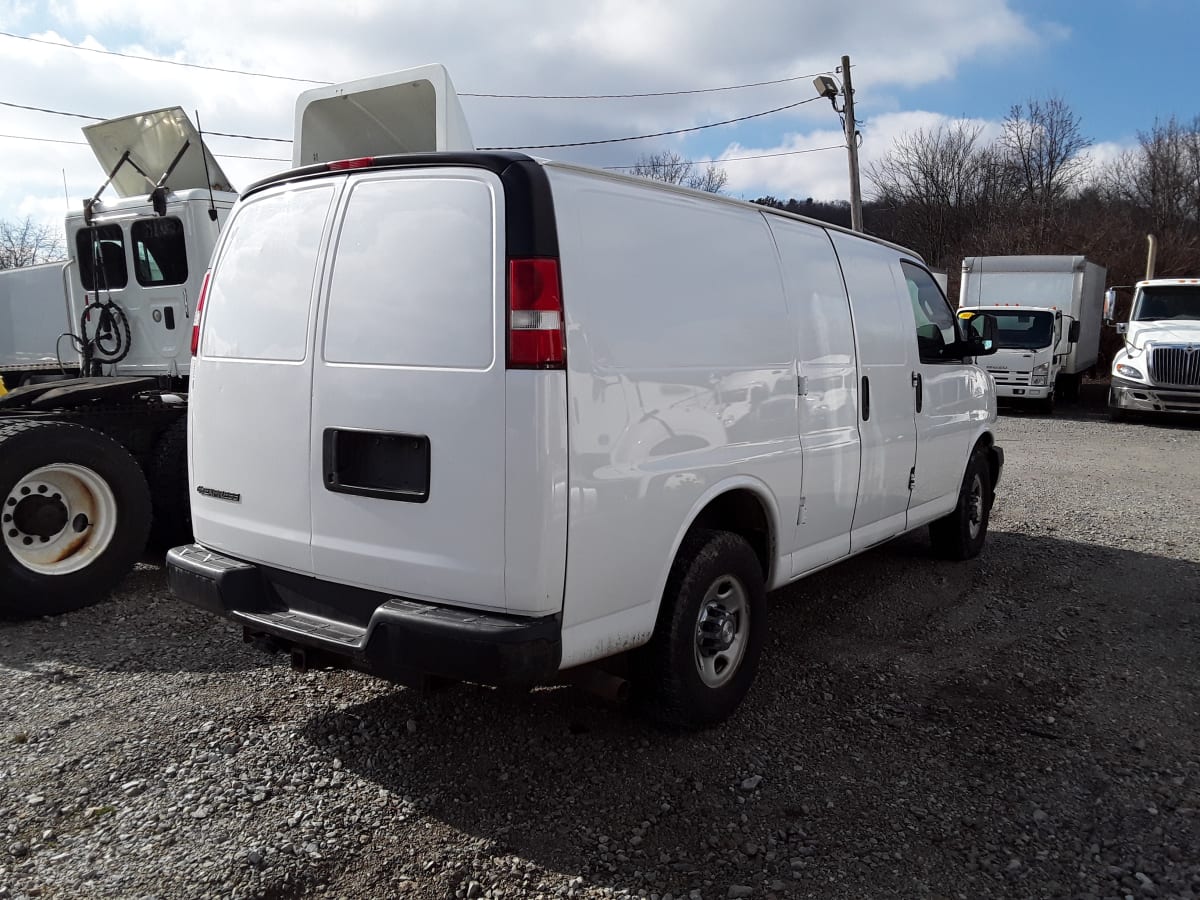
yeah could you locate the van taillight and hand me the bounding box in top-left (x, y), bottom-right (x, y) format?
top-left (191, 270), bottom-right (211, 356)
top-left (508, 258), bottom-right (565, 369)
top-left (327, 157), bottom-right (375, 170)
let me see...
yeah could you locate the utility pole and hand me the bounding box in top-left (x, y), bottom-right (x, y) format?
top-left (840, 55), bottom-right (864, 232)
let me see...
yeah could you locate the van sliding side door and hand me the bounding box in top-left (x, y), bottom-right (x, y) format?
top-left (828, 233), bottom-right (917, 550)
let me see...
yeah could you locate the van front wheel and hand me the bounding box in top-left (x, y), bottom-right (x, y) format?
top-left (929, 448), bottom-right (993, 560)
top-left (637, 530), bottom-right (767, 729)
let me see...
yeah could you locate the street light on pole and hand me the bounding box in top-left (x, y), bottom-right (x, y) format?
top-left (813, 55), bottom-right (863, 232)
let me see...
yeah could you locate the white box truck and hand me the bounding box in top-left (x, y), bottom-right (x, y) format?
top-left (959, 255), bottom-right (1106, 411)
top-left (168, 66), bottom-right (1005, 728)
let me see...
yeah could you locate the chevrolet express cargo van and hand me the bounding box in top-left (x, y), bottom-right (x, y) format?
top-left (168, 68), bottom-right (1003, 728)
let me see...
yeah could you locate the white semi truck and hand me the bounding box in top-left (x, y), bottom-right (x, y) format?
top-left (0, 107), bottom-right (238, 617)
top-left (959, 255), bottom-right (1106, 411)
top-left (1104, 239), bottom-right (1200, 419)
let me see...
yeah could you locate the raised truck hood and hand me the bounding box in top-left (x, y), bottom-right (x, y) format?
top-left (82, 106), bottom-right (234, 198)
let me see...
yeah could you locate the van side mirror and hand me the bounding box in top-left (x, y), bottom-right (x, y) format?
top-left (956, 310), bottom-right (998, 357)
top-left (1068, 320), bottom-right (1081, 344)
top-left (1103, 289), bottom-right (1118, 324)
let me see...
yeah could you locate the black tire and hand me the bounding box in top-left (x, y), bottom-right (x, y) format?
top-left (635, 529), bottom-right (767, 729)
top-left (1037, 391), bottom-right (1056, 415)
top-left (929, 447), bottom-right (993, 561)
top-left (147, 415), bottom-right (192, 550)
top-left (0, 419), bottom-right (151, 618)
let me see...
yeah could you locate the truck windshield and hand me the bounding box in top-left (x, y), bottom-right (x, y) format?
top-left (990, 311), bottom-right (1055, 350)
top-left (1132, 285), bottom-right (1200, 321)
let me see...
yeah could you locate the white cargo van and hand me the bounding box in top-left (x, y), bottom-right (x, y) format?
top-left (168, 68), bottom-right (1003, 728)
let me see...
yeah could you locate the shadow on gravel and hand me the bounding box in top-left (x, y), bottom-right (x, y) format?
top-left (0, 561), bottom-right (277, 676)
top-left (299, 530), bottom-right (1200, 895)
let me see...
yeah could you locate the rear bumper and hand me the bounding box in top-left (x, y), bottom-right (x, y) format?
top-left (1110, 376), bottom-right (1200, 414)
top-left (167, 544), bottom-right (562, 688)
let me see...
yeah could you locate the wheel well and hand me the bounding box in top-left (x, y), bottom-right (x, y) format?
top-left (688, 489), bottom-right (772, 581)
top-left (974, 433), bottom-right (1001, 490)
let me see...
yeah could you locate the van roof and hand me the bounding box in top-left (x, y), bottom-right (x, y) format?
top-left (241, 151), bottom-right (923, 264)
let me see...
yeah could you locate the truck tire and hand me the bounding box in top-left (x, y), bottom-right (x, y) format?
top-left (147, 416), bottom-right (191, 550)
top-left (635, 529), bottom-right (767, 729)
top-left (0, 420), bottom-right (151, 618)
top-left (929, 447), bottom-right (993, 561)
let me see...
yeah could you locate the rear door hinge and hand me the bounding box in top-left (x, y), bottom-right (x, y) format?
top-left (796, 375), bottom-right (808, 396)
top-left (908, 467), bottom-right (916, 491)
top-left (797, 495), bottom-right (807, 525)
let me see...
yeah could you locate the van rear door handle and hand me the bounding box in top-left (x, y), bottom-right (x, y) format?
top-left (861, 375), bottom-right (870, 421)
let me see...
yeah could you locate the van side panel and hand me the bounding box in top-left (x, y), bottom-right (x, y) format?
top-left (827, 232), bottom-right (918, 550)
top-left (547, 167), bottom-right (799, 667)
top-left (763, 216), bottom-right (862, 576)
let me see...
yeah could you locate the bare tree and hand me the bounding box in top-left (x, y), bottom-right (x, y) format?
top-left (866, 121), bottom-right (1007, 268)
top-left (0, 217), bottom-right (65, 269)
top-left (999, 97), bottom-right (1092, 242)
top-left (630, 150), bottom-right (728, 194)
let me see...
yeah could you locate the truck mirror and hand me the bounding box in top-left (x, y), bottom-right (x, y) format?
top-left (1103, 288), bottom-right (1118, 324)
top-left (1068, 321), bottom-right (1081, 344)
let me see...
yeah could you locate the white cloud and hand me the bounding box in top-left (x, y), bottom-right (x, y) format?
top-left (1, 0), bottom-right (1048, 231)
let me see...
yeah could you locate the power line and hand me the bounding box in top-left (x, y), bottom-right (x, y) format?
top-left (0, 99), bottom-right (290, 143)
top-left (479, 97), bottom-right (820, 150)
top-left (0, 30), bottom-right (831, 101)
top-left (461, 72), bottom-right (832, 99)
top-left (0, 131), bottom-right (289, 162)
top-left (0, 31), bottom-right (330, 84)
top-left (603, 143), bottom-right (846, 170)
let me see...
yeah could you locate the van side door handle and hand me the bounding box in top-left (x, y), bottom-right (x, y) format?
top-left (861, 375), bottom-right (870, 421)
top-left (912, 371), bottom-right (923, 413)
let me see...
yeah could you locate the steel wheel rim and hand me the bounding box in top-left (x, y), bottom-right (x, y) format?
top-left (967, 473), bottom-right (984, 541)
top-left (3, 464), bottom-right (118, 575)
top-left (694, 574), bottom-right (749, 689)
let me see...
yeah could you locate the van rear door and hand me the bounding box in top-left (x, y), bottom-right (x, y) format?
top-left (189, 180), bottom-right (341, 572)
top-left (307, 168), bottom-right (508, 611)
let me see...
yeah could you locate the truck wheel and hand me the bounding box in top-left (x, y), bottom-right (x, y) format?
top-left (636, 529), bottom-right (767, 729)
top-left (929, 447), bottom-right (993, 561)
top-left (148, 416), bottom-right (191, 550)
top-left (0, 420), bottom-right (151, 618)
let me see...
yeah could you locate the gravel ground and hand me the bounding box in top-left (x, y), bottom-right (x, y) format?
top-left (2, 393), bottom-right (1199, 900)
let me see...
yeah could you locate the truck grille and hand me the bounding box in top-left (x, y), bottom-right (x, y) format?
top-left (1150, 346), bottom-right (1200, 387)
top-left (986, 369), bottom-right (1031, 386)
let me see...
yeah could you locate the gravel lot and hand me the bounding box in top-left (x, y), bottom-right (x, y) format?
top-left (3, 393), bottom-right (1199, 900)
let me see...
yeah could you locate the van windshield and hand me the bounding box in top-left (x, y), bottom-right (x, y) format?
top-left (991, 311), bottom-right (1055, 350)
top-left (1132, 285), bottom-right (1200, 321)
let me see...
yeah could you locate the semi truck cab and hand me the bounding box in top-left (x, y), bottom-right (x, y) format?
top-left (1107, 278), bottom-right (1200, 418)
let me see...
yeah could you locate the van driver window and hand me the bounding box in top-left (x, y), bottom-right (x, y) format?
top-left (901, 262), bottom-right (958, 362)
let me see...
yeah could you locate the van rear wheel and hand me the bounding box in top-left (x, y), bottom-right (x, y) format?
top-left (929, 447), bottom-right (992, 561)
top-left (636, 530), bottom-right (766, 729)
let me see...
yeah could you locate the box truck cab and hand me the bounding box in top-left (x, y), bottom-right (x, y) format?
top-left (168, 66), bottom-right (1003, 728)
top-left (1106, 277), bottom-right (1200, 418)
top-left (959, 256), bottom-right (1105, 410)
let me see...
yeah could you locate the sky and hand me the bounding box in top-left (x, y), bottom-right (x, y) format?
top-left (1, 0), bottom-right (1198, 237)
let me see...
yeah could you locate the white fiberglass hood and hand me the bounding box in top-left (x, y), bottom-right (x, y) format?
top-left (82, 107), bottom-right (234, 198)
